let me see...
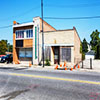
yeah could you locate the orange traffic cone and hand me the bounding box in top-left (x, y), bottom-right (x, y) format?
top-left (17, 60), bottom-right (20, 64)
top-left (29, 62), bottom-right (32, 67)
top-left (78, 64), bottom-right (80, 69)
top-left (74, 65), bottom-right (76, 69)
top-left (65, 67), bottom-right (67, 70)
top-left (55, 64), bottom-right (58, 70)
top-left (60, 64), bottom-right (62, 67)
top-left (70, 67), bottom-right (73, 71)
top-left (64, 61), bottom-right (66, 67)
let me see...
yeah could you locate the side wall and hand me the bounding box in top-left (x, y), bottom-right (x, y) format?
top-left (39, 18), bottom-right (56, 32)
top-left (74, 29), bottom-right (82, 65)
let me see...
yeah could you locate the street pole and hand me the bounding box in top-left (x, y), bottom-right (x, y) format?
top-left (41, 0), bottom-right (44, 67)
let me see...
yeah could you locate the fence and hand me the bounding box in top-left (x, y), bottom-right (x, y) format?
top-left (80, 59), bottom-right (100, 69)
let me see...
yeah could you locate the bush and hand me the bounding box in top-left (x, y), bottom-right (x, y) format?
top-left (45, 59), bottom-right (51, 66)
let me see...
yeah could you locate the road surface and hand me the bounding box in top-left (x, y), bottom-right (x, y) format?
top-left (0, 66), bottom-right (100, 100)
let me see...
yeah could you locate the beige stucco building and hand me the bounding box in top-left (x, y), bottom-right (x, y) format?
top-left (13, 16), bottom-right (82, 66)
top-left (39, 28), bottom-right (82, 66)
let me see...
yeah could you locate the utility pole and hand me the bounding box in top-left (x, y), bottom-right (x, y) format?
top-left (41, 0), bottom-right (44, 67)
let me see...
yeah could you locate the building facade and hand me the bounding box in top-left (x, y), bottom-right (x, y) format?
top-left (13, 17), bottom-right (82, 66)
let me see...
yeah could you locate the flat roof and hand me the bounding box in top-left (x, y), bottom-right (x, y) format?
top-left (13, 22), bottom-right (34, 28)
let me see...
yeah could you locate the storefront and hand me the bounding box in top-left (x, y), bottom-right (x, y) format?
top-left (19, 48), bottom-right (32, 63)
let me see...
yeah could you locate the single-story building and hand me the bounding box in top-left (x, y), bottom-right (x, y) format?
top-left (13, 16), bottom-right (82, 66)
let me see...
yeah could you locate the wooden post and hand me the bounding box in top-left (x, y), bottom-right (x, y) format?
top-left (90, 58), bottom-right (92, 69)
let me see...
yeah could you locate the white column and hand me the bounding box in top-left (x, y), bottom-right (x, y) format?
top-left (71, 47), bottom-right (74, 66)
top-left (33, 17), bottom-right (40, 65)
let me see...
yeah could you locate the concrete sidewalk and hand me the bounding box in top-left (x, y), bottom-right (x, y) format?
top-left (0, 63), bottom-right (55, 70)
top-left (0, 63), bottom-right (100, 73)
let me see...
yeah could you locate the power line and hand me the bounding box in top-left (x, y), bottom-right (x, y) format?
top-left (44, 16), bottom-right (100, 20)
top-left (1, 15), bottom-right (100, 30)
top-left (0, 6), bottom-right (40, 22)
top-left (0, 20), bottom-right (32, 29)
top-left (0, 25), bottom-right (12, 29)
top-left (44, 2), bottom-right (100, 8)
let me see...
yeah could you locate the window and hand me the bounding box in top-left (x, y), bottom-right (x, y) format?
top-left (61, 47), bottom-right (71, 62)
top-left (19, 48), bottom-right (32, 58)
top-left (16, 30), bottom-right (24, 39)
top-left (16, 40), bottom-right (23, 47)
top-left (44, 46), bottom-right (51, 61)
top-left (26, 29), bottom-right (33, 38)
top-left (15, 29), bottom-right (33, 39)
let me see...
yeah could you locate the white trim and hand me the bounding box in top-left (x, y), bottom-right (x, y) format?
top-left (13, 22), bottom-right (34, 28)
top-left (15, 38), bottom-right (33, 40)
top-left (44, 44), bottom-right (74, 47)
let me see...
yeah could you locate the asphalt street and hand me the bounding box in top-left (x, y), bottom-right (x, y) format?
top-left (0, 66), bottom-right (100, 100)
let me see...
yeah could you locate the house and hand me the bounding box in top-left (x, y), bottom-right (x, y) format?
top-left (85, 50), bottom-right (95, 59)
top-left (13, 17), bottom-right (82, 66)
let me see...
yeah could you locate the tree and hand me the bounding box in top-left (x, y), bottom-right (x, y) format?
top-left (90, 30), bottom-right (100, 50)
top-left (0, 40), bottom-right (13, 55)
top-left (90, 29), bottom-right (100, 59)
top-left (82, 38), bottom-right (88, 53)
top-left (0, 40), bottom-right (8, 55)
top-left (8, 45), bottom-right (13, 52)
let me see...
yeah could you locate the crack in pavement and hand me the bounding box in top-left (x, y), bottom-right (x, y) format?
top-left (0, 85), bottom-right (38, 100)
top-left (0, 89), bottom-right (29, 100)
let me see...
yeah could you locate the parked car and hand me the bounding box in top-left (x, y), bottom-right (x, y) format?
top-left (0, 55), bottom-right (5, 62)
top-left (0, 54), bottom-right (13, 63)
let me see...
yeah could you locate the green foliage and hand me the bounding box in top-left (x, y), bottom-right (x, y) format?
top-left (80, 38), bottom-right (88, 60)
top-left (8, 44), bottom-right (13, 52)
top-left (0, 40), bottom-right (13, 55)
top-left (45, 59), bottom-right (51, 66)
top-left (80, 43), bottom-right (82, 53)
top-left (90, 29), bottom-right (100, 50)
top-left (0, 40), bottom-right (8, 55)
top-left (90, 29), bottom-right (100, 59)
top-left (82, 38), bottom-right (88, 53)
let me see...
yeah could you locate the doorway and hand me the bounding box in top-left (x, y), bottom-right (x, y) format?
top-left (54, 46), bottom-right (60, 64)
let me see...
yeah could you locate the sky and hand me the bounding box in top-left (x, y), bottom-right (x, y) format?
top-left (0, 0), bottom-right (100, 44)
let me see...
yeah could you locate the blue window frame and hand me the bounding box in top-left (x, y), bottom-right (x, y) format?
top-left (26, 29), bottom-right (33, 38)
top-left (16, 29), bottom-right (33, 39)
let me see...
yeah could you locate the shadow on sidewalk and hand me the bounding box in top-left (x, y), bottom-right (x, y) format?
top-left (0, 67), bottom-right (28, 70)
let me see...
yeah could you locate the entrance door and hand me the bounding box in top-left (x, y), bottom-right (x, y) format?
top-left (54, 46), bottom-right (60, 64)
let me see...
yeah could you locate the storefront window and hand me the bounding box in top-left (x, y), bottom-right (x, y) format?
top-left (44, 46), bottom-right (51, 61)
top-left (61, 47), bottom-right (71, 62)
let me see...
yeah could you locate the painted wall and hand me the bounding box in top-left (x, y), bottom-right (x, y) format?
top-left (39, 18), bottom-right (56, 32)
top-left (44, 30), bottom-right (74, 45)
top-left (74, 28), bottom-right (82, 65)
